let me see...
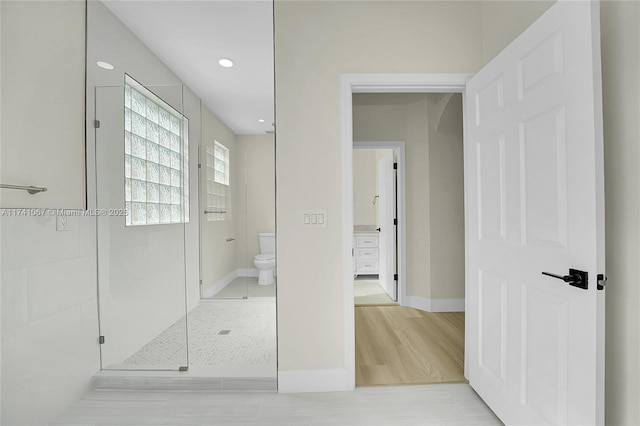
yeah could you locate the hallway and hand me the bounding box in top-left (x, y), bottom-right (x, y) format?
top-left (355, 306), bottom-right (465, 386)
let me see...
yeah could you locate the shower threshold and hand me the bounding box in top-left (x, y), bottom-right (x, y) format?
top-left (92, 366), bottom-right (276, 391)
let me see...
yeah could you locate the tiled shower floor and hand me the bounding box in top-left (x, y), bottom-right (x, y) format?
top-left (122, 299), bottom-right (276, 367)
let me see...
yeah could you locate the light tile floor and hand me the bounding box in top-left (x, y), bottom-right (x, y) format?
top-left (354, 279), bottom-right (397, 305)
top-left (52, 384), bottom-right (503, 425)
top-left (122, 299), bottom-right (276, 368)
top-left (207, 277), bottom-right (277, 298)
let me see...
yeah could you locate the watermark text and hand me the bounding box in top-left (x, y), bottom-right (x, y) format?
top-left (0, 208), bottom-right (129, 217)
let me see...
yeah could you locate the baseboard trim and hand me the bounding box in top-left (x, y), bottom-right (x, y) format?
top-left (202, 270), bottom-right (238, 298)
top-left (237, 268), bottom-right (259, 278)
top-left (202, 268), bottom-right (260, 298)
top-left (278, 369), bottom-right (350, 393)
top-left (404, 296), bottom-right (465, 312)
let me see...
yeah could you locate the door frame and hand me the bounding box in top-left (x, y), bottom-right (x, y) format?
top-left (353, 141), bottom-right (406, 304)
top-left (341, 73), bottom-right (473, 388)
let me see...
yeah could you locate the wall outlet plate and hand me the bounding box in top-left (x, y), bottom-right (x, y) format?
top-left (56, 214), bottom-right (69, 231)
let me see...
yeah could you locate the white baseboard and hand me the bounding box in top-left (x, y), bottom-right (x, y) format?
top-left (203, 270), bottom-right (238, 298)
top-left (278, 369), bottom-right (351, 393)
top-left (404, 295), bottom-right (465, 312)
top-left (202, 268), bottom-right (260, 298)
top-left (237, 268), bottom-right (259, 278)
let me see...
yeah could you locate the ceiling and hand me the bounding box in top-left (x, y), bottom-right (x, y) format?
top-left (103, 0), bottom-right (274, 136)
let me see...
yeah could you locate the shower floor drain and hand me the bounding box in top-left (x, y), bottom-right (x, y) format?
top-left (218, 330), bottom-right (231, 335)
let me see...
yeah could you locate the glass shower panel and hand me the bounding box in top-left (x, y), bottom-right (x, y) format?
top-left (95, 84), bottom-right (189, 370)
top-left (199, 139), bottom-right (248, 299)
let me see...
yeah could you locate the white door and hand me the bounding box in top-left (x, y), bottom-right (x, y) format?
top-left (377, 151), bottom-right (396, 300)
top-left (465, 1), bottom-right (605, 425)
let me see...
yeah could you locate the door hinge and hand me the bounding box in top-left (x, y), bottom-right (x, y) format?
top-left (394, 273), bottom-right (398, 281)
top-left (94, 120), bottom-right (101, 129)
top-left (597, 274), bottom-right (607, 290)
top-left (393, 162), bottom-right (398, 170)
top-left (98, 336), bottom-right (105, 344)
top-left (393, 218), bottom-right (397, 225)
top-left (199, 280), bottom-right (203, 286)
top-left (198, 163), bottom-right (202, 169)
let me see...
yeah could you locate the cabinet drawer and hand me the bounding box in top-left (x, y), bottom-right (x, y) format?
top-left (356, 248), bottom-right (378, 260)
top-left (357, 261), bottom-right (378, 274)
top-left (356, 236), bottom-right (378, 248)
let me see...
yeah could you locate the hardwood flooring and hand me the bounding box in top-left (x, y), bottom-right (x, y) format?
top-left (355, 306), bottom-right (466, 386)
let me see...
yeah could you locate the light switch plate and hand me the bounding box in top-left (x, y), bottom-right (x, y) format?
top-left (301, 209), bottom-right (327, 228)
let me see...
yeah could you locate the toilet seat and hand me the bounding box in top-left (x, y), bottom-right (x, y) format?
top-left (255, 254), bottom-right (275, 262)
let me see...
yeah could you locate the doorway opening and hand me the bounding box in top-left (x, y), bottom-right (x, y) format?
top-left (352, 93), bottom-right (466, 387)
top-left (344, 80), bottom-right (470, 388)
top-left (353, 142), bottom-right (403, 307)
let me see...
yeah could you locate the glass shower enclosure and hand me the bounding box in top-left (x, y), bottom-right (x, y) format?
top-left (95, 81), bottom-right (189, 370)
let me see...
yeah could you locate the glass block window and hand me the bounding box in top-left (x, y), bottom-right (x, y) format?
top-left (124, 75), bottom-right (189, 226)
top-left (205, 141), bottom-right (230, 221)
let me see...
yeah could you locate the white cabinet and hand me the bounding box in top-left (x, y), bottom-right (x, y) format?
top-left (354, 233), bottom-right (379, 275)
top-left (1, 1), bottom-right (87, 208)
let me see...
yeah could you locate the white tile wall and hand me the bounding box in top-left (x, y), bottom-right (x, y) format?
top-left (0, 215), bottom-right (101, 425)
top-left (1, 267), bottom-right (29, 331)
top-left (28, 256), bottom-right (96, 322)
top-left (0, 2), bottom-right (203, 424)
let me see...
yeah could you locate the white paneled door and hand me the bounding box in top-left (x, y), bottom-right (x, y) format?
top-left (377, 151), bottom-right (396, 300)
top-left (465, 1), bottom-right (605, 425)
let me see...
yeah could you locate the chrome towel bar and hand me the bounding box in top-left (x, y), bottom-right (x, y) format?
top-left (0, 184), bottom-right (47, 194)
top-left (204, 210), bottom-right (226, 214)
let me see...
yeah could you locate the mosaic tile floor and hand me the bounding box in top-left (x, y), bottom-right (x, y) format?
top-left (124, 300), bottom-right (276, 367)
top-left (208, 276), bottom-right (276, 298)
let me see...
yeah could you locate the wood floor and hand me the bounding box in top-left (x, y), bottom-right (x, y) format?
top-left (355, 306), bottom-right (466, 386)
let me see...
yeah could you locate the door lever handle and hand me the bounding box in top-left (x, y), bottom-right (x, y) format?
top-left (541, 272), bottom-right (574, 282)
top-left (541, 268), bottom-right (588, 290)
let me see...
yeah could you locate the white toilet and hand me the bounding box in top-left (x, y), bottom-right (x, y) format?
top-left (254, 232), bottom-right (276, 285)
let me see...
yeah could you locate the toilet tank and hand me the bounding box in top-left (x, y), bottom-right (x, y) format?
top-left (258, 232), bottom-right (275, 254)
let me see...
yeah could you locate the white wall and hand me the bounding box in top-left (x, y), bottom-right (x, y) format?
top-left (481, 1), bottom-right (640, 424)
top-left (1, 1), bottom-right (86, 209)
top-left (235, 135), bottom-right (276, 268)
top-left (1, 3), bottom-right (96, 424)
top-left (480, 1), bottom-right (555, 65)
top-left (200, 107), bottom-right (238, 293)
top-left (426, 94), bottom-right (464, 300)
top-left (600, 2), bottom-right (640, 424)
top-left (1, 1), bottom-right (203, 423)
top-left (352, 150), bottom-right (378, 227)
top-left (274, 0), bottom-right (484, 381)
top-left (1, 215), bottom-right (98, 425)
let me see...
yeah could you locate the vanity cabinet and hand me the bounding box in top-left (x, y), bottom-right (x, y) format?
top-left (354, 233), bottom-right (379, 275)
top-left (1, 1), bottom-right (87, 208)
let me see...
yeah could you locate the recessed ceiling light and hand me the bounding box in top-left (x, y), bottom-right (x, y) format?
top-left (218, 58), bottom-right (234, 68)
top-left (97, 61), bottom-right (114, 70)
top-left (258, 119), bottom-right (265, 123)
